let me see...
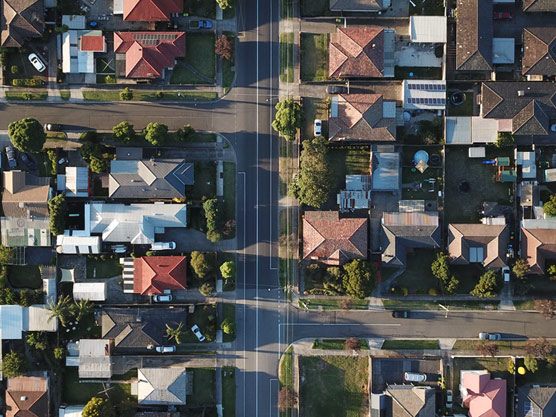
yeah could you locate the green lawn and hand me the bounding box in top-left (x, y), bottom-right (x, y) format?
top-left (171, 33), bottom-right (216, 84)
top-left (188, 368), bottom-right (216, 405)
top-left (86, 256), bottom-right (123, 279)
top-left (222, 367), bottom-right (236, 417)
top-left (5, 90), bottom-right (47, 100)
top-left (302, 97), bottom-right (328, 140)
top-left (391, 249), bottom-right (438, 295)
top-left (444, 146), bottom-right (513, 223)
top-left (170, 64), bottom-right (212, 84)
top-left (409, 0), bottom-right (444, 15)
top-left (82, 90), bottom-right (121, 101)
top-left (299, 298), bottom-right (369, 310)
top-left (301, 0), bottom-right (330, 16)
top-left (279, 346), bottom-right (293, 389)
top-left (300, 356), bottom-right (368, 417)
top-left (8, 265), bottom-right (42, 289)
top-left (184, 0), bottom-right (216, 18)
top-left (312, 339), bottom-right (369, 350)
top-left (183, 304), bottom-right (217, 343)
top-left (280, 32), bottom-right (294, 83)
top-left (452, 340), bottom-right (529, 351)
top-left (188, 161), bottom-right (217, 201)
top-left (447, 92), bottom-right (474, 117)
top-left (60, 90), bottom-right (70, 100)
top-left (395, 66), bottom-right (442, 80)
top-left (83, 89), bottom-right (217, 101)
top-left (223, 162), bottom-right (236, 237)
top-left (300, 33), bottom-right (328, 81)
top-left (382, 339), bottom-right (440, 350)
top-left (62, 368), bottom-right (131, 403)
top-left (382, 299), bottom-right (500, 310)
top-left (401, 167), bottom-right (442, 200)
top-left (222, 303), bottom-right (236, 342)
top-left (452, 357), bottom-right (511, 392)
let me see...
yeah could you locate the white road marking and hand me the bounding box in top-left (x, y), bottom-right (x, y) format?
top-left (255, 0), bottom-right (260, 413)
top-left (270, 379), bottom-right (279, 417)
top-left (239, 171), bottom-right (246, 416)
top-left (280, 323), bottom-right (402, 327)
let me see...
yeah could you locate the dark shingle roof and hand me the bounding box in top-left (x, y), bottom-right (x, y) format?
top-left (456, 0), bottom-right (493, 71)
top-left (518, 386), bottom-right (556, 417)
top-left (386, 385), bottom-right (435, 417)
top-left (381, 225), bottom-right (441, 267)
top-left (522, 28), bottom-right (556, 76)
top-left (1, 0), bottom-right (44, 48)
top-left (330, 0), bottom-right (384, 12)
top-left (523, 0), bottom-right (556, 12)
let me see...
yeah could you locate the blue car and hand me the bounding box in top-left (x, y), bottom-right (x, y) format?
top-left (5, 146), bottom-right (17, 169)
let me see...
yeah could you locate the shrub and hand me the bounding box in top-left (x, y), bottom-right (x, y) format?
top-left (199, 282), bottom-right (215, 296)
top-left (221, 318), bottom-right (235, 335)
top-left (543, 194), bottom-right (556, 217)
top-left (470, 270), bottom-right (499, 298)
top-left (120, 87), bottom-right (133, 101)
top-left (215, 34), bottom-right (234, 60)
top-left (524, 356), bottom-right (538, 373)
top-left (10, 65), bottom-right (18, 74)
top-left (79, 130), bottom-right (98, 142)
top-left (48, 194), bottom-right (67, 235)
top-left (220, 261), bottom-right (236, 279)
top-left (342, 260), bottom-right (377, 299)
top-left (105, 75), bottom-right (115, 84)
top-left (190, 251), bottom-right (215, 279)
top-left (428, 288), bottom-right (438, 296)
top-left (2, 351), bottom-right (26, 378)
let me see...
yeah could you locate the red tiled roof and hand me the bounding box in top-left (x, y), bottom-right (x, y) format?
top-left (462, 372), bottom-right (506, 417)
top-left (114, 31), bottom-right (185, 78)
top-left (81, 35), bottom-right (105, 52)
top-left (521, 227), bottom-right (556, 274)
top-left (123, 0), bottom-right (182, 21)
top-left (6, 375), bottom-right (49, 417)
top-left (329, 27), bottom-right (384, 78)
top-left (303, 211), bottom-right (368, 265)
top-left (134, 256), bottom-right (187, 295)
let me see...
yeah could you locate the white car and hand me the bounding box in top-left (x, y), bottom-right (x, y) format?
top-left (191, 324), bottom-right (206, 342)
top-left (153, 294), bottom-right (172, 303)
top-left (314, 119), bottom-right (322, 137)
top-left (404, 372), bottom-right (426, 382)
top-left (446, 390), bottom-right (453, 409)
top-left (551, 124), bottom-right (556, 132)
top-left (111, 245), bottom-right (127, 254)
top-left (28, 53), bottom-right (46, 72)
top-left (155, 345), bottom-right (176, 353)
top-left (479, 332), bottom-right (501, 340)
top-left (151, 242), bottom-right (176, 251)
top-left (502, 266), bottom-right (510, 283)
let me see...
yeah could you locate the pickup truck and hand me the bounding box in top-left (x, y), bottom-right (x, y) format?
top-left (189, 19), bottom-right (212, 29)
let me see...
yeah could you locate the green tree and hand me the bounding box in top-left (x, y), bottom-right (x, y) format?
top-left (200, 281), bottom-right (215, 296)
top-left (0, 246), bottom-right (14, 265)
top-left (165, 322), bottom-right (185, 344)
top-left (2, 351), bottom-right (26, 378)
top-left (8, 117), bottom-right (46, 152)
top-left (190, 251), bottom-right (214, 279)
top-left (72, 299), bottom-right (94, 321)
top-left (495, 132), bottom-right (514, 148)
top-left (144, 122), bottom-right (168, 146)
top-left (89, 156), bottom-right (109, 174)
top-left (120, 87), bottom-right (133, 101)
top-left (83, 397), bottom-right (116, 417)
top-left (216, 0), bottom-right (235, 9)
top-left (221, 318), bottom-right (235, 335)
top-left (220, 261), bottom-right (236, 279)
top-left (54, 347), bottom-right (65, 360)
top-left (470, 270), bottom-right (499, 298)
top-left (290, 136), bottom-right (334, 208)
top-left (113, 121), bottom-right (135, 144)
top-left (431, 252), bottom-right (450, 281)
top-left (543, 194), bottom-right (556, 217)
top-left (513, 258), bottom-right (530, 279)
top-left (47, 294), bottom-right (73, 327)
top-left (342, 259), bottom-right (377, 299)
top-left (26, 332), bottom-right (47, 350)
top-left (272, 99), bottom-right (303, 141)
top-left (48, 194), bottom-right (67, 235)
top-left (445, 276), bottom-right (460, 294)
top-left (203, 198), bottom-right (224, 232)
top-left (80, 141), bottom-right (102, 162)
top-left (524, 356), bottom-right (539, 373)
top-left (207, 230), bottom-right (222, 242)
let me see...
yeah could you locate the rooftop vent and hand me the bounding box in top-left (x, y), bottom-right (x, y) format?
top-left (517, 90), bottom-right (525, 97)
top-left (20, 396), bottom-right (28, 401)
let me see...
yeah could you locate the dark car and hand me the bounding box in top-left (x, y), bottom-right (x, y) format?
top-left (199, 20), bottom-right (212, 29)
top-left (326, 85), bottom-right (348, 94)
top-left (392, 310), bottom-right (410, 318)
top-left (44, 123), bottom-right (63, 131)
top-left (5, 146), bottom-right (17, 169)
top-left (493, 11), bottom-right (512, 19)
top-left (20, 153), bottom-right (37, 170)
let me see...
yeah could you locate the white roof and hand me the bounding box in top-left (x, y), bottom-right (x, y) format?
top-left (65, 167), bottom-right (89, 197)
top-left (544, 168), bottom-right (556, 182)
top-left (62, 31), bottom-right (95, 73)
top-left (62, 15), bottom-right (86, 30)
top-left (59, 406), bottom-right (84, 417)
top-left (410, 16), bottom-right (447, 43)
top-left (56, 235), bottom-right (101, 254)
top-left (492, 38), bottom-right (515, 64)
top-left (403, 80), bottom-right (446, 110)
top-left (516, 151), bottom-right (536, 179)
top-left (25, 305), bottom-right (58, 332)
top-left (471, 116), bottom-right (498, 143)
top-left (371, 152), bottom-right (400, 191)
top-left (113, 0), bottom-right (124, 14)
top-left (73, 282), bottom-right (107, 301)
top-left (445, 117), bottom-right (499, 144)
top-left (43, 277), bottom-right (57, 305)
top-left (78, 339), bottom-right (112, 378)
top-left (468, 147), bottom-right (486, 158)
top-left (0, 305), bottom-right (23, 339)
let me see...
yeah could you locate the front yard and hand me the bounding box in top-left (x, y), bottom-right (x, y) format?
top-left (86, 256), bottom-right (123, 279)
top-left (170, 33), bottom-right (216, 84)
top-left (302, 97), bottom-right (328, 140)
top-left (187, 368), bottom-right (216, 405)
top-left (300, 33), bottom-right (328, 82)
top-left (389, 249), bottom-right (438, 295)
top-left (300, 356), bottom-right (369, 417)
top-left (188, 161), bottom-right (217, 201)
top-left (222, 367), bottom-right (236, 417)
top-left (280, 32), bottom-right (294, 83)
top-left (183, 0), bottom-right (216, 18)
top-left (183, 303), bottom-right (217, 343)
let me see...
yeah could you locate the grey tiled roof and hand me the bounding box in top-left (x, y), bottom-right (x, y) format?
top-left (523, 0), bottom-right (556, 12)
top-left (330, 0), bottom-right (383, 12)
top-left (522, 27), bottom-right (556, 76)
top-left (381, 224), bottom-right (441, 267)
top-left (386, 385), bottom-right (435, 417)
top-left (517, 386), bottom-right (556, 417)
top-left (138, 368), bottom-right (187, 405)
top-left (456, 0), bottom-right (492, 71)
top-left (1, 0), bottom-right (45, 48)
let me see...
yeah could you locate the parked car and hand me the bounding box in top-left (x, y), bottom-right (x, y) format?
top-left (191, 324), bottom-right (206, 342)
top-left (189, 19), bottom-right (212, 29)
top-left (58, 158), bottom-right (67, 165)
top-left (314, 119), bottom-right (322, 137)
top-left (20, 153), bottom-right (37, 170)
top-left (392, 310), bottom-right (410, 318)
top-left (326, 85), bottom-right (347, 94)
top-left (506, 244), bottom-right (514, 259)
top-left (88, 20), bottom-right (98, 28)
top-left (502, 266), bottom-right (510, 283)
top-left (479, 332), bottom-right (501, 340)
top-left (493, 11), bottom-right (512, 19)
top-left (155, 345), bottom-right (176, 353)
top-left (111, 245), bottom-right (127, 254)
top-left (151, 242), bottom-right (176, 251)
top-left (551, 124), bottom-right (556, 132)
top-left (404, 372), bottom-right (427, 382)
top-left (44, 123), bottom-right (63, 131)
top-left (5, 146), bottom-right (17, 169)
top-left (153, 294), bottom-right (172, 303)
top-left (446, 390), bottom-right (453, 409)
top-left (28, 53), bottom-right (46, 72)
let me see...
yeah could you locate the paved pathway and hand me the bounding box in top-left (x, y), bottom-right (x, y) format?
top-left (499, 283), bottom-right (516, 311)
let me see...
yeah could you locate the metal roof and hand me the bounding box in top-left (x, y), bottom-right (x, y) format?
top-left (410, 16), bottom-right (447, 43)
top-left (73, 283), bottom-right (107, 301)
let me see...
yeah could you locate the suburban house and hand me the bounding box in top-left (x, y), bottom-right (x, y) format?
top-left (101, 307), bottom-right (186, 350)
top-left (448, 224), bottom-right (509, 268)
top-left (521, 223), bottom-right (556, 274)
top-left (302, 211), bottom-right (368, 265)
top-left (381, 209), bottom-right (441, 268)
top-left (65, 339), bottom-right (113, 379)
top-left (0, 217), bottom-right (51, 247)
top-left (455, 0), bottom-right (492, 71)
top-left (62, 25), bottom-right (106, 74)
top-left (480, 82), bottom-right (556, 140)
top-left (380, 385), bottom-right (435, 417)
top-left (337, 175), bottom-right (372, 210)
top-left (59, 405), bottom-right (85, 417)
top-left (2, 171), bottom-right (50, 219)
top-left (517, 386), bottom-right (556, 417)
top-left (116, 0), bottom-right (182, 21)
top-left (58, 167), bottom-right (90, 198)
top-left (109, 159), bottom-right (193, 199)
top-left (329, 0), bottom-right (389, 13)
top-left (460, 370), bottom-right (506, 417)
top-left (0, 305), bottom-right (57, 340)
top-left (1, 0), bottom-right (44, 47)
top-left (523, 0), bottom-right (556, 12)
top-left (114, 31), bottom-right (186, 79)
top-left (403, 80), bottom-right (447, 111)
top-left (522, 27), bottom-right (556, 80)
top-left (5, 373), bottom-right (49, 417)
top-left (329, 94), bottom-right (396, 142)
top-left (329, 27), bottom-right (394, 78)
top-left (136, 367), bottom-right (187, 405)
top-left (123, 255), bottom-right (187, 295)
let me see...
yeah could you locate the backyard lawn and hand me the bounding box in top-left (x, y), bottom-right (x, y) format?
top-left (280, 32), bottom-right (294, 83)
top-left (401, 166), bottom-right (441, 200)
top-left (170, 33), bottom-right (216, 84)
top-left (302, 97), bottom-right (328, 140)
top-left (8, 265), bottom-right (42, 289)
top-left (300, 33), bottom-right (328, 82)
top-left (188, 368), bottom-right (216, 405)
top-left (390, 249), bottom-right (438, 295)
top-left (451, 357), bottom-right (512, 393)
top-left (447, 91), bottom-right (474, 117)
top-left (86, 256), bottom-right (123, 279)
top-left (222, 367), bottom-right (236, 417)
top-left (300, 356), bottom-right (369, 417)
top-left (63, 368), bottom-right (131, 403)
top-left (444, 146), bottom-right (513, 223)
top-left (188, 161), bottom-right (217, 201)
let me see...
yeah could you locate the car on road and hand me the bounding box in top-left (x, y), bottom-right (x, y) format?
top-left (28, 53), bottom-right (46, 72)
top-left (502, 266), bottom-right (510, 283)
top-left (151, 242), bottom-right (176, 251)
top-left (314, 119), bottom-right (322, 137)
top-left (404, 372), bottom-right (427, 382)
top-left (446, 390), bottom-right (453, 408)
top-left (479, 332), bottom-right (501, 340)
top-left (153, 294), bottom-right (172, 303)
top-left (392, 310), bottom-right (410, 318)
top-left (191, 324), bottom-right (206, 342)
top-left (326, 85), bottom-right (347, 94)
top-left (493, 11), bottom-right (512, 19)
top-left (155, 345), bottom-right (176, 353)
top-left (44, 123), bottom-right (63, 131)
top-left (20, 153), bottom-right (37, 170)
top-left (5, 146), bottom-right (17, 169)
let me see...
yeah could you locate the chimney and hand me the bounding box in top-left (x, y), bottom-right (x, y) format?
top-left (517, 90), bottom-right (525, 97)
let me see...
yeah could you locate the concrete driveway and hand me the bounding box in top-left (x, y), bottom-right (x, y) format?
top-left (371, 358), bottom-right (442, 391)
top-left (163, 228), bottom-right (236, 253)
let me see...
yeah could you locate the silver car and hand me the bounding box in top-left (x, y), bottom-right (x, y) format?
top-left (28, 53), bottom-right (46, 72)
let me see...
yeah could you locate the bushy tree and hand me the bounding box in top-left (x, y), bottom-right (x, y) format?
top-left (216, 0), bottom-right (235, 9)
top-left (54, 347), bottom-right (65, 360)
top-left (83, 397), bottom-right (115, 417)
top-left (495, 132), bottom-right (514, 148)
top-left (80, 141), bottom-right (102, 162)
top-left (470, 270), bottom-right (499, 298)
top-left (190, 251), bottom-right (214, 279)
top-left (342, 259), bottom-right (376, 299)
top-left (513, 258), bottom-right (530, 279)
top-left (215, 34), bottom-right (233, 60)
top-left (200, 281), bottom-right (215, 296)
top-left (113, 121), bottom-right (135, 144)
top-left (431, 252), bottom-right (450, 280)
top-left (524, 356), bottom-right (539, 373)
top-left (144, 122), bottom-right (168, 146)
top-left (289, 136), bottom-right (334, 208)
top-left (26, 332), bottom-right (47, 350)
top-left (543, 194), bottom-right (556, 217)
top-left (204, 199), bottom-right (223, 232)
top-left (526, 337), bottom-right (553, 358)
top-left (0, 246), bottom-right (14, 265)
top-left (120, 87), bottom-right (133, 101)
top-left (272, 99), bottom-right (303, 141)
top-left (89, 156), bottom-right (109, 174)
top-left (48, 194), bottom-right (67, 235)
top-left (220, 261), bottom-right (236, 279)
top-left (2, 351), bottom-right (26, 378)
top-left (8, 117), bottom-right (46, 152)
top-left (221, 318), bottom-right (235, 335)
top-left (206, 230), bottom-right (222, 243)
top-left (345, 337), bottom-right (360, 352)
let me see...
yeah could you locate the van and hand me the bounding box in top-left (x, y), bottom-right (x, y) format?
top-left (404, 372), bottom-right (427, 382)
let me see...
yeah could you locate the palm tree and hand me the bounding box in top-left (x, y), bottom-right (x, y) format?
top-left (165, 322), bottom-right (185, 344)
top-left (72, 299), bottom-right (94, 321)
top-left (47, 295), bottom-right (72, 327)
